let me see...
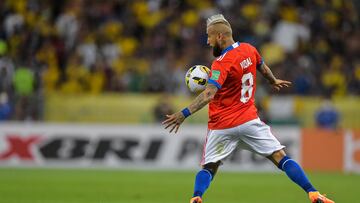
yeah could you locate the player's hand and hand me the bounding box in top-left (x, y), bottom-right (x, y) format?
top-left (270, 79), bottom-right (292, 91)
top-left (162, 112), bottom-right (185, 134)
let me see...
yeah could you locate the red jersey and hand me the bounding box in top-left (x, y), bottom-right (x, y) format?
top-left (207, 42), bottom-right (263, 129)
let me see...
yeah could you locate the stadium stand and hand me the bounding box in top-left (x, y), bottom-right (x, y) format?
top-left (0, 0), bottom-right (359, 123)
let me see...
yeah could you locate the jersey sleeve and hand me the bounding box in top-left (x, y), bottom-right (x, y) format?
top-left (253, 46), bottom-right (263, 70)
top-left (208, 61), bottom-right (230, 89)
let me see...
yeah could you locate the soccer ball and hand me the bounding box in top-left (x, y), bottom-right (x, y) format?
top-left (185, 65), bottom-right (210, 92)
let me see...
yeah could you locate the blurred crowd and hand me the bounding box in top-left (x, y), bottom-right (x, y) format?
top-left (0, 0), bottom-right (359, 121)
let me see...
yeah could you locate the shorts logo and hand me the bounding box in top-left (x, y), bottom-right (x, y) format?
top-left (211, 70), bottom-right (221, 81)
top-left (216, 142), bottom-right (225, 154)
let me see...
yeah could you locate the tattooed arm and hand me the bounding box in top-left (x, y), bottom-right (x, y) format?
top-left (188, 84), bottom-right (218, 114)
top-left (258, 63), bottom-right (292, 91)
top-left (162, 84), bottom-right (218, 133)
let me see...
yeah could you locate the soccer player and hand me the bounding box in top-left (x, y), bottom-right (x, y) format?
top-left (162, 14), bottom-right (335, 203)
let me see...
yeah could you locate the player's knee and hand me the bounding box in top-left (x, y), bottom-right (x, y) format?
top-left (273, 149), bottom-right (286, 160)
top-left (202, 161), bottom-right (221, 178)
top-left (268, 149), bottom-right (287, 166)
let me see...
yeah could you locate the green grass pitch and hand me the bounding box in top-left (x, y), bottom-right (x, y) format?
top-left (0, 169), bottom-right (358, 203)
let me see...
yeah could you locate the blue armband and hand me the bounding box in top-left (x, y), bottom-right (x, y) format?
top-left (181, 108), bottom-right (191, 118)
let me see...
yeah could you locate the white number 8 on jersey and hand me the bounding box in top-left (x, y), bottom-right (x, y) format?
top-left (240, 73), bottom-right (254, 103)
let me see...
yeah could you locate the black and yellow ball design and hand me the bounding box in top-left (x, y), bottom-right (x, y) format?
top-left (185, 65), bottom-right (210, 92)
top-left (192, 77), bottom-right (207, 85)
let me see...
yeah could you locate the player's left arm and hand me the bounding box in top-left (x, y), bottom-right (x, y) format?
top-left (258, 62), bottom-right (292, 91)
top-left (162, 84), bottom-right (218, 133)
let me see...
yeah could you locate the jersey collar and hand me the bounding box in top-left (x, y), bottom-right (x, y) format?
top-left (221, 41), bottom-right (240, 55)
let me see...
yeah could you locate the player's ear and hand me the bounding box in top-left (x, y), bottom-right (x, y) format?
top-left (217, 33), bottom-right (223, 40)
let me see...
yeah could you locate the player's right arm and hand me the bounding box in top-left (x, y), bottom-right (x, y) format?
top-left (187, 84), bottom-right (218, 114)
top-left (258, 62), bottom-right (292, 91)
top-left (162, 60), bottom-right (227, 134)
top-left (162, 84), bottom-right (218, 133)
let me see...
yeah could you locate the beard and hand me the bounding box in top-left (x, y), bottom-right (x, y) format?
top-left (212, 41), bottom-right (223, 57)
